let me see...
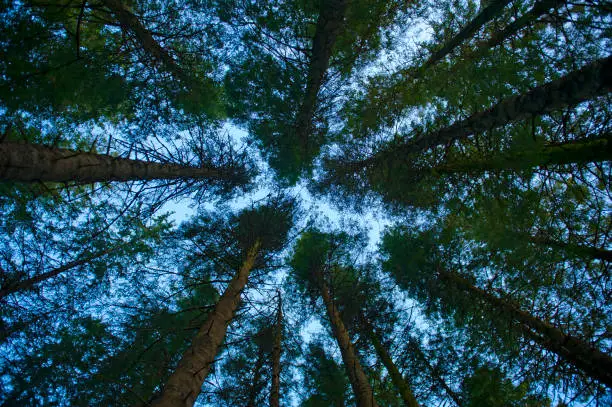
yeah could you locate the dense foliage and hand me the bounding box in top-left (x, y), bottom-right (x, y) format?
top-left (1, 0), bottom-right (610, 406)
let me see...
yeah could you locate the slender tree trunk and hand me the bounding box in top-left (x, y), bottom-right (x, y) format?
top-left (361, 317), bottom-right (419, 407)
top-left (409, 339), bottom-right (463, 407)
top-left (0, 244), bottom-right (120, 299)
top-left (152, 242), bottom-right (261, 407)
top-left (295, 0), bottom-right (348, 150)
top-left (484, 0), bottom-right (564, 48)
top-left (0, 142), bottom-right (233, 184)
top-left (246, 345), bottom-right (266, 407)
top-left (100, 0), bottom-right (187, 82)
top-left (421, 0), bottom-right (512, 70)
top-left (328, 56), bottom-right (612, 182)
top-left (437, 267), bottom-right (612, 387)
top-left (319, 277), bottom-right (379, 407)
top-left (269, 292), bottom-right (283, 407)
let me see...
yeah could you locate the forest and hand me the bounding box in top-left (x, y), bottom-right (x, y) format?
top-left (0, 0), bottom-right (610, 406)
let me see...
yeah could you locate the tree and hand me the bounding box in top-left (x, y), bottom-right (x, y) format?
top-left (380, 225), bottom-right (612, 388)
top-left (153, 199), bottom-right (294, 407)
top-left (291, 230), bottom-right (379, 407)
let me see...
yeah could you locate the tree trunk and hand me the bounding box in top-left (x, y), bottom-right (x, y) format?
top-left (0, 244), bottom-right (120, 299)
top-left (484, 0), bottom-right (564, 48)
top-left (269, 292), bottom-right (282, 407)
top-left (295, 0), bottom-right (348, 150)
top-left (319, 277), bottom-right (379, 407)
top-left (437, 267), bottom-right (612, 387)
top-left (334, 56), bottom-right (612, 180)
top-left (362, 317), bottom-right (419, 407)
top-left (100, 0), bottom-right (187, 82)
top-left (0, 142), bottom-right (232, 184)
top-left (246, 345), bottom-right (265, 407)
top-left (152, 242), bottom-right (261, 407)
top-left (409, 339), bottom-right (463, 407)
top-left (429, 135), bottom-right (612, 175)
top-left (421, 0), bottom-right (512, 70)
top-left (529, 235), bottom-right (612, 262)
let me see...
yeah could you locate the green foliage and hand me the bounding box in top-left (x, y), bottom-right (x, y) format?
top-left (301, 342), bottom-right (351, 407)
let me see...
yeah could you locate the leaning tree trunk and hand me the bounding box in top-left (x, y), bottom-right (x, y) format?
top-left (329, 56), bottom-right (612, 182)
top-left (152, 242), bottom-right (261, 407)
top-left (269, 292), bottom-right (283, 407)
top-left (0, 142), bottom-right (232, 184)
top-left (420, 0), bottom-right (512, 71)
top-left (362, 317), bottom-right (419, 407)
top-left (437, 267), bottom-right (612, 387)
top-left (409, 339), bottom-right (463, 407)
top-left (295, 0), bottom-right (348, 150)
top-left (0, 244), bottom-right (120, 299)
top-left (319, 277), bottom-right (379, 407)
top-left (101, 0), bottom-right (188, 82)
top-left (483, 0), bottom-right (564, 48)
top-left (529, 235), bottom-right (612, 262)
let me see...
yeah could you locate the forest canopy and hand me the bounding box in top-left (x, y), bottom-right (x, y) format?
top-left (0, 0), bottom-right (610, 406)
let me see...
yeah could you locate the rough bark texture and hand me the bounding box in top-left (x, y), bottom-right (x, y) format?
top-left (359, 56), bottom-right (612, 171)
top-left (295, 0), bottom-right (348, 149)
top-left (0, 142), bottom-right (227, 183)
top-left (363, 318), bottom-right (419, 407)
top-left (269, 293), bottom-right (283, 407)
top-left (0, 245), bottom-right (119, 299)
top-left (438, 267), bottom-right (612, 387)
top-left (101, 0), bottom-right (187, 81)
top-left (320, 278), bottom-right (378, 407)
top-left (422, 0), bottom-right (512, 70)
top-left (152, 242), bottom-right (261, 407)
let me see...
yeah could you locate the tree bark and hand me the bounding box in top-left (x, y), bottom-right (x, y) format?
top-left (362, 317), bottom-right (419, 407)
top-left (319, 277), bottom-right (379, 407)
top-left (421, 0), bottom-right (512, 70)
top-left (529, 235), bottom-right (612, 262)
top-left (269, 292), bottom-right (283, 407)
top-left (152, 242), bottom-right (261, 407)
top-left (0, 142), bottom-right (233, 184)
top-left (437, 267), bottom-right (612, 387)
top-left (430, 135), bottom-right (612, 175)
top-left (331, 56), bottom-right (612, 181)
top-left (100, 0), bottom-right (188, 82)
top-left (0, 244), bottom-right (120, 299)
top-left (295, 0), bottom-right (348, 150)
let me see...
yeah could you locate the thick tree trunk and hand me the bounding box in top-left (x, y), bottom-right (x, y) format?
top-left (422, 0), bottom-right (512, 70)
top-left (431, 135), bottom-right (612, 174)
top-left (295, 0), bottom-right (348, 149)
top-left (246, 345), bottom-right (265, 407)
top-left (152, 242), bottom-right (261, 407)
top-left (269, 292), bottom-right (283, 407)
top-left (0, 142), bottom-right (230, 184)
top-left (101, 0), bottom-right (187, 82)
top-left (437, 267), bottom-right (612, 387)
top-left (333, 56), bottom-right (612, 180)
top-left (319, 278), bottom-right (379, 407)
top-left (362, 318), bottom-right (419, 407)
top-left (0, 245), bottom-right (120, 299)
